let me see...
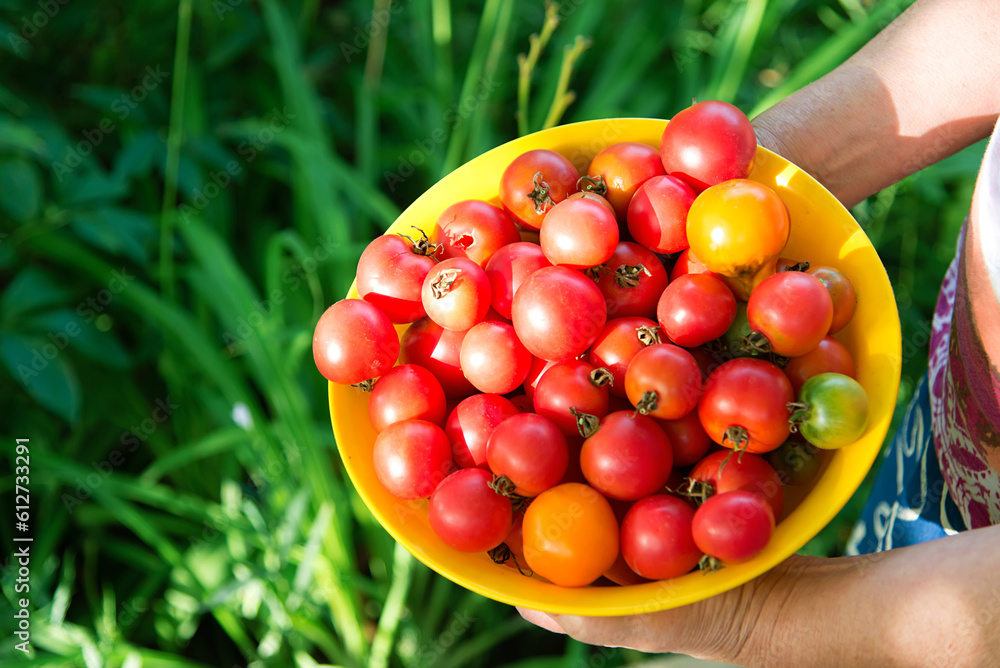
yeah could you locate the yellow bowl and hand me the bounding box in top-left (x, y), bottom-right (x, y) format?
top-left (329, 118), bottom-right (901, 615)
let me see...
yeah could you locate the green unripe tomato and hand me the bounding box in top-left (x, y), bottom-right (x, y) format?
top-left (790, 372), bottom-right (869, 450)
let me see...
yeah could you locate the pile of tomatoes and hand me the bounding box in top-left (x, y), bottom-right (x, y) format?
top-left (314, 101), bottom-right (870, 588)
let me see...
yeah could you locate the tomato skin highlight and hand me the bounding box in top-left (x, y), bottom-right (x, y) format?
top-left (588, 316), bottom-right (659, 397)
top-left (580, 411), bottom-right (673, 501)
top-left (487, 413), bottom-right (569, 496)
top-left (793, 372), bottom-right (869, 449)
top-left (540, 197), bottom-right (619, 269)
top-left (783, 335), bottom-right (856, 394)
top-left (587, 141), bottom-right (666, 221)
top-left (657, 273), bottom-right (737, 348)
top-left (373, 419), bottom-right (453, 500)
top-left (624, 343), bottom-right (703, 420)
top-left (313, 299), bottom-right (399, 385)
top-left (626, 174), bottom-right (696, 254)
top-left (747, 271), bottom-right (833, 357)
top-left (698, 358), bottom-right (795, 454)
top-left (500, 149), bottom-right (579, 230)
top-left (660, 100), bottom-right (757, 192)
top-left (484, 242), bottom-right (552, 319)
top-left (400, 317), bottom-right (475, 398)
top-left (429, 468), bottom-right (513, 552)
top-left (357, 234), bottom-right (438, 323)
top-left (621, 495), bottom-right (702, 580)
top-left (692, 490), bottom-right (775, 563)
top-left (436, 199), bottom-right (521, 267)
top-left (460, 321), bottom-right (532, 394)
top-left (689, 450), bottom-right (785, 521)
top-left (368, 364), bottom-right (447, 432)
top-left (594, 242), bottom-right (669, 319)
top-left (512, 266), bottom-right (607, 362)
top-left (445, 393), bottom-right (520, 468)
top-left (522, 483), bottom-right (619, 587)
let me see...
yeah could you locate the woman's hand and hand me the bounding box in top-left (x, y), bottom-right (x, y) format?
top-left (517, 554), bottom-right (820, 664)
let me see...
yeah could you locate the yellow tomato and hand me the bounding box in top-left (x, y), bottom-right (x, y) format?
top-left (522, 483), bottom-right (619, 587)
top-left (686, 180), bottom-right (789, 300)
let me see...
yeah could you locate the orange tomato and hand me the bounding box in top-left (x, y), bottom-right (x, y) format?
top-left (522, 483), bottom-right (619, 587)
top-left (686, 179), bottom-right (789, 300)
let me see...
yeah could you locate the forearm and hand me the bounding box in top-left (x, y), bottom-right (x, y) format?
top-left (752, 0), bottom-right (1000, 207)
top-left (743, 525), bottom-right (1000, 667)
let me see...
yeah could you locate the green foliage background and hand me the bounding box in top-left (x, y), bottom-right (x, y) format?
top-left (0, 0), bottom-right (983, 666)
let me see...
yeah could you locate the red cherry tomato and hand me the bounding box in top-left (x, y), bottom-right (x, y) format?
top-left (593, 242), bottom-right (669, 319)
top-left (698, 358), bottom-right (794, 454)
top-left (603, 550), bottom-right (651, 586)
top-left (588, 317), bottom-right (659, 397)
top-left (459, 321), bottom-right (532, 394)
top-left (655, 410), bottom-right (713, 468)
top-left (808, 265), bottom-right (857, 334)
top-left (499, 149), bottom-right (578, 230)
top-left (487, 413), bottom-right (569, 497)
top-left (356, 233), bottom-right (440, 323)
top-left (445, 394), bottom-right (520, 468)
top-left (783, 335), bottom-right (857, 394)
top-left (429, 468), bottom-right (512, 552)
top-left (689, 450), bottom-right (785, 521)
top-left (580, 411), bottom-right (673, 501)
top-left (512, 266), bottom-right (607, 362)
top-left (484, 242), bottom-right (552, 319)
top-left (532, 359), bottom-right (612, 437)
top-left (660, 100), bottom-right (756, 192)
top-left (421, 257), bottom-right (492, 331)
top-left (586, 141), bottom-right (666, 221)
top-left (669, 247), bottom-right (714, 282)
top-left (373, 419), bottom-right (453, 500)
top-left (621, 495), bottom-right (701, 580)
top-left (313, 299), bottom-right (398, 385)
top-left (657, 273), bottom-right (737, 348)
top-left (747, 271), bottom-right (833, 357)
top-left (400, 317), bottom-right (475, 398)
top-left (368, 364), bottom-right (447, 432)
top-left (522, 483), bottom-right (619, 587)
top-left (626, 174), bottom-right (697, 254)
top-left (624, 343), bottom-right (703, 420)
top-left (539, 197), bottom-right (619, 269)
top-left (435, 199), bottom-right (521, 266)
top-left (692, 490), bottom-right (774, 563)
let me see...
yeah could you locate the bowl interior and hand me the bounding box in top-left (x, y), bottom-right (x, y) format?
top-left (329, 118), bottom-right (901, 615)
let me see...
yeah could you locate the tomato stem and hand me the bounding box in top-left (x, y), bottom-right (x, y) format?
top-left (589, 367), bottom-right (614, 388)
top-left (636, 325), bottom-right (661, 346)
top-left (719, 425), bottom-right (751, 471)
top-left (487, 543), bottom-right (533, 576)
top-left (614, 264), bottom-right (651, 288)
top-left (430, 268), bottom-right (461, 298)
top-left (780, 261), bottom-right (811, 273)
top-left (488, 474), bottom-right (532, 512)
top-left (787, 401), bottom-right (811, 433)
top-left (676, 478), bottom-right (715, 506)
top-left (698, 554), bottom-right (725, 573)
top-left (527, 171), bottom-right (555, 214)
top-left (634, 391), bottom-right (658, 416)
top-left (350, 379), bottom-right (375, 392)
top-left (743, 330), bottom-right (773, 355)
top-left (583, 264), bottom-right (610, 282)
top-left (397, 226), bottom-right (442, 258)
top-left (576, 174), bottom-right (608, 196)
top-left (570, 407), bottom-right (601, 439)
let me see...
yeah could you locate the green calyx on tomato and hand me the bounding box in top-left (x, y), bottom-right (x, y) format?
top-left (576, 174), bottom-right (608, 197)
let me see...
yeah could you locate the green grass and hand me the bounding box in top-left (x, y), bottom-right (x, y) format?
top-left (0, 0), bottom-right (980, 665)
